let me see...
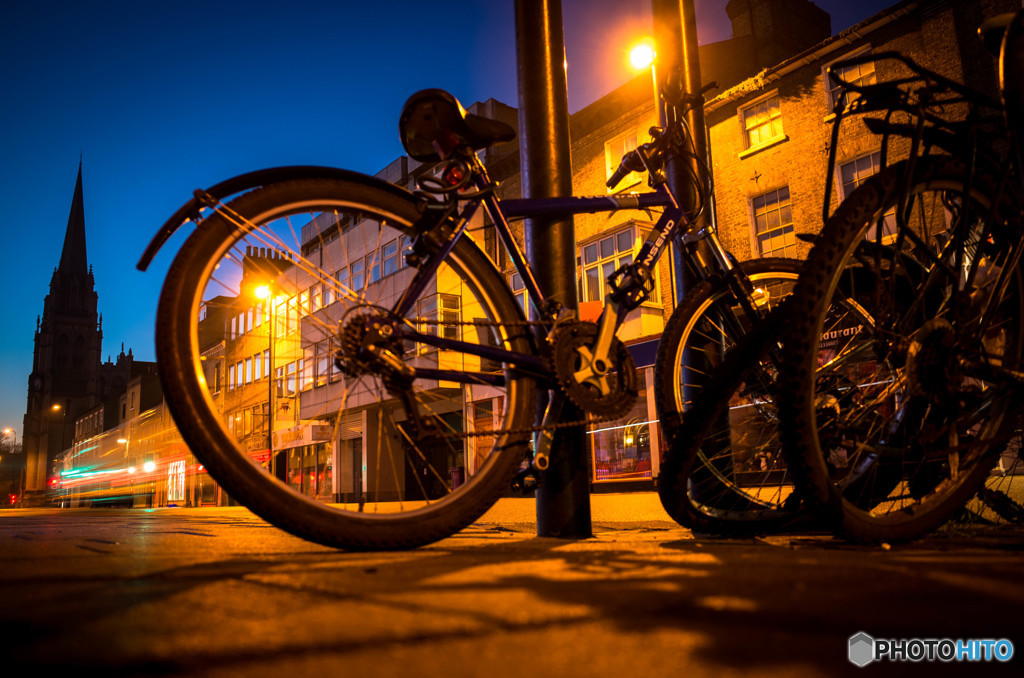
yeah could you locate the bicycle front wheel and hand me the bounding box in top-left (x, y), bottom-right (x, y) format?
top-left (655, 258), bottom-right (806, 535)
top-left (156, 175), bottom-right (538, 550)
top-left (781, 155), bottom-right (1024, 542)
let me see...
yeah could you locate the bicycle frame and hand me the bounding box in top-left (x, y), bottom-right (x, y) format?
top-left (384, 148), bottom-right (749, 395)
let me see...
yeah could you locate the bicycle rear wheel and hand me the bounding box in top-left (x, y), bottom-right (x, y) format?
top-left (655, 258), bottom-right (806, 535)
top-left (156, 175), bottom-right (538, 550)
top-left (781, 156), bottom-right (1024, 542)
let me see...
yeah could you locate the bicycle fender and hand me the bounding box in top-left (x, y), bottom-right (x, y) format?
top-left (136, 165), bottom-right (420, 272)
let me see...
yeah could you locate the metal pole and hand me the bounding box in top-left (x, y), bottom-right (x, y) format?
top-left (652, 0), bottom-right (714, 304)
top-left (268, 296), bottom-right (275, 477)
top-left (514, 0), bottom-right (592, 539)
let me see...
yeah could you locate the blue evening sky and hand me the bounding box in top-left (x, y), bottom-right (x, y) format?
top-left (0, 0), bottom-right (895, 438)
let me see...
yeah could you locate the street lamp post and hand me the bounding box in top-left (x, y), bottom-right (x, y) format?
top-left (1, 428), bottom-right (21, 508)
top-left (51, 403), bottom-right (68, 501)
top-left (255, 285), bottom-right (276, 475)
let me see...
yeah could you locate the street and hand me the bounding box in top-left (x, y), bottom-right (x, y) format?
top-left (1, 494), bottom-right (1022, 677)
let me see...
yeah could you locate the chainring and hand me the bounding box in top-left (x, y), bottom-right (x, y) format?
top-left (550, 320), bottom-right (638, 417)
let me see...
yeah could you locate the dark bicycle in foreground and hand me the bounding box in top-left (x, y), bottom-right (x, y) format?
top-left (138, 69), bottom-right (803, 548)
top-left (681, 10), bottom-right (1024, 543)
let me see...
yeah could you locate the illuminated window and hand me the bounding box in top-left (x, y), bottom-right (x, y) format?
top-left (752, 186), bottom-right (797, 258)
top-left (418, 294), bottom-right (461, 353)
top-left (605, 128), bottom-right (642, 191)
top-left (741, 93), bottom-right (784, 149)
top-left (827, 50), bottom-right (876, 111)
top-left (580, 226), bottom-right (657, 304)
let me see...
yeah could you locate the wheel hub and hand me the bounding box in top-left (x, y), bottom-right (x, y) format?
top-left (905, 318), bottom-right (958, 403)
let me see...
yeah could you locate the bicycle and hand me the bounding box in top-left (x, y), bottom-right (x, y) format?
top-left (774, 10), bottom-right (1024, 542)
top-left (137, 79), bottom-right (802, 549)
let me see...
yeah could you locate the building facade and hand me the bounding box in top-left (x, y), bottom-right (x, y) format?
top-left (44, 0), bottom-right (1019, 507)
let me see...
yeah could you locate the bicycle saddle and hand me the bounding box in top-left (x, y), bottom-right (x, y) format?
top-left (399, 89), bottom-right (516, 163)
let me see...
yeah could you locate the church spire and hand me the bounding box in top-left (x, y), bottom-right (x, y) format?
top-left (58, 161), bottom-right (88, 275)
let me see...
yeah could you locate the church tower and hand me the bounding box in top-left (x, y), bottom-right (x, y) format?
top-left (22, 163), bottom-right (104, 501)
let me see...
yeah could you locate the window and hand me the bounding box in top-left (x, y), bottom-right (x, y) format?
top-left (311, 284), bottom-right (322, 312)
top-left (298, 289), bottom-right (310, 317)
top-left (286, 361), bottom-right (297, 396)
top-left (741, 93), bottom-right (784, 149)
top-left (382, 240), bottom-right (400, 277)
top-left (245, 357), bottom-right (252, 384)
top-left (228, 363), bottom-right (235, 390)
top-left (329, 337), bottom-right (343, 382)
top-left (246, 308), bottom-right (253, 333)
top-left (840, 151), bottom-right (895, 241)
top-left (300, 345), bottom-right (315, 392)
top-left (350, 259), bottom-right (365, 293)
top-left (367, 250), bottom-right (382, 286)
top-left (286, 296), bottom-right (299, 335)
top-left (323, 281), bottom-right (335, 306)
top-left (230, 316), bottom-right (237, 340)
top-left (315, 340), bottom-right (330, 388)
top-left (418, 294), bottom-right (461, 352)
top-left (581, 227), bottom-right (654, 304)
top-left (510, 272), bottom-right (527, 315)
top-left (254, 351), bottom-right (262, 381)
top-left (827, 51), bottom-right (875, 112)
top-left (605, 128), bottom-right (642, 191)
top-left (753, 187), bottom-right (797, 258)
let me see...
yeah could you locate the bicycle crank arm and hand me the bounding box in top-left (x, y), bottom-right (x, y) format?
top-left (572, 299), bottom-right (621, 395)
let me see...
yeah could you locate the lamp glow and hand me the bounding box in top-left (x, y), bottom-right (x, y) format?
top-left (630, 42), bottom-right (655, 70)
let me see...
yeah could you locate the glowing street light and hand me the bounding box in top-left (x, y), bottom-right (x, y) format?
top-left (630, 40), bottom-right (655, 70)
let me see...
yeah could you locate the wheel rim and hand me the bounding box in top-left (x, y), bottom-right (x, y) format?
top-left (807, 171), bottom-right (1023, 528)
top-left (163, 184), bottom-right (531, 532)
top-left (669, 269), bottom-right (801, 521)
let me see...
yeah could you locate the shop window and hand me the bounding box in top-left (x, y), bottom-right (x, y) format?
top-left (591, 371), bottom-right (652, 481)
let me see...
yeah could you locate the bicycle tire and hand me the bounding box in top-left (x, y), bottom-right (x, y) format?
top-left (781, 155), bottom-right (1024, 543)
top-left (654, 258), bottom-right (806, 534)
top-left (156, 175), bottom-right (537, 550)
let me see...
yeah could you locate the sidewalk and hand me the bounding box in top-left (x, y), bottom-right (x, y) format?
top-left (1, 496), bottom-right (1022, 677)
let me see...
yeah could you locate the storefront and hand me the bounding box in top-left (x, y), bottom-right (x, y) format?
top-left (272, 422), bottom-right (334, 502)
top-left (590, 338), bottom-right (664, 490)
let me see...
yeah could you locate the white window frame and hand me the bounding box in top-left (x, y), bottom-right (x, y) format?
top-left (738, 90), bottom-right (786, 156)
top-left (579, 223), bottom-right (659, 306)
top-left (604, 127), bottom-right (643, 193)
top-left (751, 186), bottom-right (797, 258)
top-left (824, 47), bottom-right (875, 114)
top-left (839, 151), bottom-right (896, 243)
